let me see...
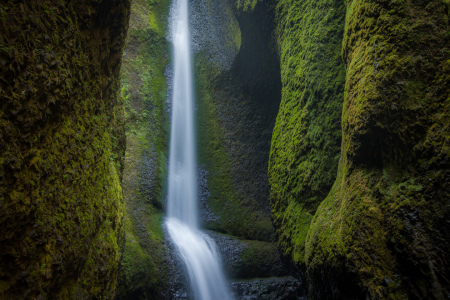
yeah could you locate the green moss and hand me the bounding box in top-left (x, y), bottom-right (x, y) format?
top-left (268, 0), bottom-right (346, 265)
top-left (237, 0), bottom-right (260, 12)
top-left (115, 0), bottom-right (170, 298)
top-left (0, 0), bottom-right (129, 298)
top-left (304, 0), bottom-right (450, 298)
top-left (0, 1), bottom-right (129, 299)
top-left (237, 239), bottom-right (283, 278)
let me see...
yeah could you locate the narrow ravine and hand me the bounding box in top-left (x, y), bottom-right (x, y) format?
top-left (165, 0), bottom-right (233, 299)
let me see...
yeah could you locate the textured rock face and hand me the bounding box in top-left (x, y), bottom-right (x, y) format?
top-left (195, 0), bottom-right (281, 242)
top-left (268, 0), bottom-right (450, 298)
top-left (230, 276), bottom-right (304, 300)
top-left (114, 0), bottom-right (170, 298)
top-left (193, 0), bottom-right (291, 286)
top-left (305, 0), bottom-right (450, 298)
top-left (268, 0), bottom-right (346, 265)
top-left (0, 0), bottom-right (130, 298)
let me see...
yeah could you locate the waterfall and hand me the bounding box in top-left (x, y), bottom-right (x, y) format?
top-left (165, 0), bottom-right (233, 299)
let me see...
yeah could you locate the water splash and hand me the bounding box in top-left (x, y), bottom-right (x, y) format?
top-left (166, 0), bottom-right (233, 299)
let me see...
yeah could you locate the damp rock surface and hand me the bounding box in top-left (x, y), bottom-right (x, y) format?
top-left (231, 276), bottom-right (306, 300)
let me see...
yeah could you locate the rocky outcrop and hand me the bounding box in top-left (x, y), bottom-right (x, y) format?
top-left (207, 230), bottom-right (288, 279)
top-left (268, 0), bottom-right (346, 265)
top-left (0, 0), bottom-right (130, 298)
top-left (305, 0), bottom-right (450, 298)
top-left (114, 0), bottom-right (170, 298)
top-left (192, 0), bottom-right (294, 289)
top-left (268, 0), bottom-right (450, 299)
top-left (195, 0), bottom-right (281, 243)
top-left (230, 276), bottom-right (305, 300)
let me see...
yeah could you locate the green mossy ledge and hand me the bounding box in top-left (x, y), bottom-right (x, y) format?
top-left (304, 0), bottom-right (449, 299)
top-left (115, 0), bottom-right (170, 298)
top-left (0, 0), bottom-right (130, 298)
top-left (268, 0), bottom-right (346, 265)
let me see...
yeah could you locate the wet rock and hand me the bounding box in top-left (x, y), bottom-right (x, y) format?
top-left (190, 0), bottom-right (239, 70)
top-left (162, 224), bottom-right (192, 299)
top-left (230, 277), bottom-right (306, 300)
top-left (206, 230), bottom-right (289, 279)
top-left (198, 165), bottom-right (219, 226)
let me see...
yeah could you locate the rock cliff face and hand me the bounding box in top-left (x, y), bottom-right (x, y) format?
top-left (192, 0), bottom-right (295, 289)
top-left (269, 0), bottom-right (450, 299)
top-left (305, 0), bottom-right (450, 298)
top-left (195, 0), bottom-right (281, 243)
top-left (114, 0), bottom-right (170, 298)
top-left (0, 0), bottom-right (130, 298)
top-left (268, 0), bottom-right (346, 266)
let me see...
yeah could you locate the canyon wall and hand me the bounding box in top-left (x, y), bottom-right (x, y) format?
top-left (268, 0), bottom-right (346, 267)
top-left (115, 0), bottom-right (170, 298)
top-left (2, 0), bottom-right (448, 299)
top-left (269, 0), bottom-right (450, 299)
top-left (0, 0), bottom-right (130, 298)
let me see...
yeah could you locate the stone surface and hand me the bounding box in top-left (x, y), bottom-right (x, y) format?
top-left (230, 276), bottom-right (306, 300)
top-left (0, 0), bottom-right (130, 298)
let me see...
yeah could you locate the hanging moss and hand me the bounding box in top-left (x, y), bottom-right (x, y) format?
top-left (0, 0), bottom-right (129, 298)
top-left (305, 0), bottom-right (450, 298)
top-left (268, 0), bottom-right (346, 265)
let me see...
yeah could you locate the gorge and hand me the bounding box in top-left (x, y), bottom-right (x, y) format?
top-left (0, 0), bottom-right (449, 299)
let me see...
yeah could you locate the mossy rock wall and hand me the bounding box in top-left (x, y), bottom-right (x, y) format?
top-left (268, 0), bottom-right (346, 265)
top-left (114, 0), bottom-right (170, 298)
top-left (196, 0), bottom-right (282, 242)
top-left (0, 0), bottom-right (130, 298)
top-left (304, 0), bottom-right (450, 299)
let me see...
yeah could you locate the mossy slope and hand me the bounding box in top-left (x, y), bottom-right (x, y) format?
top-left (304, 0), bottom-right (450, 298)
top-left (0, 0), bottom-right (129, 298)
top-left (268, 0), bottom-right (346, 265)
top-left (115, 0), bottom-right (170, 298)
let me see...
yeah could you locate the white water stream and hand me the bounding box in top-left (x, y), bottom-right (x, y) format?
top-left (165, 0), bottom-right (233, 299)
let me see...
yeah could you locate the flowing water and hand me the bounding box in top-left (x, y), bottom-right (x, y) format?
top-left (166, 0), bottom-right (233, 299)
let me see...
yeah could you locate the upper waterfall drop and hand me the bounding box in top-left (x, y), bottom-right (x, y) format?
top-left (165, 0), bottom-right (234, 299)
top-left (167, 0), bottom-right (197, 229)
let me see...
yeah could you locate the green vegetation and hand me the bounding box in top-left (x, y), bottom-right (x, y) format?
top-left (237, 239), bottom-right (283, 278)
top-left (269, 0), bottom-right (449, 298)
top-left (1, 0), bottom-right (448, 298)
top-left (303, 0), bottom-right (450, 298)
top-left (115, 0), bottom-right (170, 298)
top-left (268, 0), bottom-right (346, 265)
top-left (0, 0), bottom-right (129, 298)
top-left (236, 0), bottom-right (260, 12)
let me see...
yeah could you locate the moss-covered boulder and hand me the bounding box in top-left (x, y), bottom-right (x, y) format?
top-left (304, 0), bottom-right (450, 298)
top-left (0, 0), bottom-right (130, 298)
top-left (114, 0), bottom-right (170, 298)
top-left (268, 0), bottom-right (346, 265)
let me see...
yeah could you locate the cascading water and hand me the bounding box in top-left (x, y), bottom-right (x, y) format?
top-left (165, 0), bottom-right (233, 299)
